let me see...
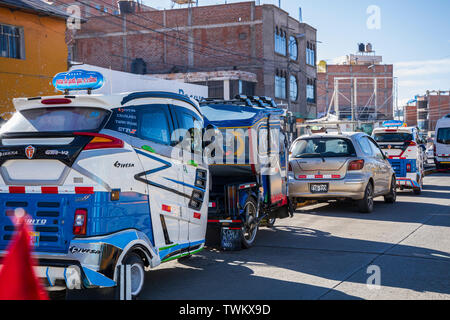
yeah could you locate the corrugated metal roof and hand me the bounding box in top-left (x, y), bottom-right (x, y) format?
top-left (0, 0), bottom-right (69, 20)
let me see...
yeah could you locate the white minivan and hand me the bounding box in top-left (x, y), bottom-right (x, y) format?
top-left (434, 114), bottom-right (450, 170)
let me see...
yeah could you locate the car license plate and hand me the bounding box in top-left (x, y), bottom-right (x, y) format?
top-left (29, 231), bottom-right (40, 247)
top-left (310, 183), bottom-right (328, 193)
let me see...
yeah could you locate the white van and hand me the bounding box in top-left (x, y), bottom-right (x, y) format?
top-left (434, 114), bottom-right (450, 170)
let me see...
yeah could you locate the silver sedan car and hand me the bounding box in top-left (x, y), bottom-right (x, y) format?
top-left (288, 132), bottom-right (397, 213)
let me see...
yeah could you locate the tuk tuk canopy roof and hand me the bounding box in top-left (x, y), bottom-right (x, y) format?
top-left (200, 103), bottom-right (284, 128)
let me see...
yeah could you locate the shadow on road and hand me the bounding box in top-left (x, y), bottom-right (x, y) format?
top-left (140, 173), bottom-right (449, 300)
top-left (299, 174), bottom-right (450, 227)
top-left (141, 219), bottom-right (450, 300)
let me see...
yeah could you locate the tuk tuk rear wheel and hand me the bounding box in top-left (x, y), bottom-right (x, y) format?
top-left (122, 253), bottom-right (145, 299)
top-left (241, 197), bottom-right (259, 249)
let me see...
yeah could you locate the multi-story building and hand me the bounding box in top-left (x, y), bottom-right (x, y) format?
top-left (55, 0), bottom-right (156, 18)
top-left (317, 44), bottom-right (394, 121)
top-left (404, 91), bottom-right (450, 132)
top-left (61, 1), bottom-right (317, 121)
top-left (404, 103), bottom-right (418, 127)
top-left (0, 0), bottom-right (68, 118)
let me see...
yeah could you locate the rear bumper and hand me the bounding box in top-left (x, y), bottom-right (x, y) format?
top-left (0, 252), bottom-right (116, 290)
top-left (288, 177), bottom-right (367, 200)
top-left (435, 158), bottom-right (450, 169)
top-left (0, 229), bottom-right (156, 291)
top-left (397, 178), bottom-right (420, 189)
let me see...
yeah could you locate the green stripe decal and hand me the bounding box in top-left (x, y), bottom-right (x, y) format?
top-left (161, 247), bottom-right (204, 263)
top-left (159, 243), bottom-right (179, 251)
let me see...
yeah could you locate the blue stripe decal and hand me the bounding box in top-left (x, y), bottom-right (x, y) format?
top-left (158, 240), bottom-right (205, 260)
top-left (72, 231), bottom-right (138, 250)
top-left (159, 242), bottom-right (190, 260)
top-left (164, 177), bottom-right (205, 191)
top-left (134, 148), bottom-right (172, 174)
top-left (82, 266), bottom-right (116, 287)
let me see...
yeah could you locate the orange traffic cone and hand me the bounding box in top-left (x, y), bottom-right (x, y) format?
top-left (0, 217), bottom-right (48, 300)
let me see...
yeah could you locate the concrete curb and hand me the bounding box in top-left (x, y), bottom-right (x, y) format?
top-left (296, 200), bottom-right (317, 209)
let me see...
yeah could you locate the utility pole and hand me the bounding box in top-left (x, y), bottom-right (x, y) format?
top-left (334, 78), bottom-right (339, 119)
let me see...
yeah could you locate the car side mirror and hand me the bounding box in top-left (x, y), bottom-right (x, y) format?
top-left (202, 125), bottom-right (219, 149)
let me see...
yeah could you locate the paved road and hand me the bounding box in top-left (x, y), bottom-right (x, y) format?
top-left (140, 173), bottom-right (450, 300)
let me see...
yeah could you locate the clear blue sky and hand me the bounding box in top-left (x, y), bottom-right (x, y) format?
top-left (143, 0), bottom-right (450, 105)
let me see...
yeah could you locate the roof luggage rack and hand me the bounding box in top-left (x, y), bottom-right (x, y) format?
top-left (199, 97), bottom-right (252, 107)
top-left (259, 96), bottom-right (278, 108)
top-left (199, 95), bottom-right (279, 109)
top-left (298, 122), bottom-right (343, 135)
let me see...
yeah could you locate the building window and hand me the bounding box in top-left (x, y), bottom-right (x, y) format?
top-left (307, 78), bottom-right (316, 103)
top-left (306, 41), bottom-right (316, 66)
top-left (275, 28), bottom-right (287, 56)
top-left (0, 24), bottom-right (23, 59)
top-left (289, 36), bottom-right (298, 61)
top-left (290, 75), bottom-right (298, 102)
top-left (275, 70), bottom-right (287, 100)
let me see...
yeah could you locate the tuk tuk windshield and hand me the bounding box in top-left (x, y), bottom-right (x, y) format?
top-left (0, 107), bottom-right (110, 133)
top-left (373, 132), bottom-right (413, 143)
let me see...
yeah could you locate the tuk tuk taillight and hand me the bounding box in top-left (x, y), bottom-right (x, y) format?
top-left (73, 209), bottom-right (87, 236)
top-left (74, 132), bottom-right (124, 150)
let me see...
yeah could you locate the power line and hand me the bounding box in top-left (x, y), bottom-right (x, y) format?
top-left (54, 0), bottom-right (328, 109)
top-left (54, 0), bottom-right (260, 71)
top-left (61, 0), bottom-right (319, 79)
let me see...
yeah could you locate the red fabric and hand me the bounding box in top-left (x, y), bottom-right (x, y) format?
top-left (0, 218), bottom-right (48, 300)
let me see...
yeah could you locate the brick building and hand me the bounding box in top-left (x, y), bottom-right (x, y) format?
top-left (404, 91), bottom-right (450, 132)
top-left (55, 0), bottom-right (155, 18)
top-left (404, 103), bottom-right (417, 127)
top-left (317, 45), bottom-right (394, 121)
top-left (58, 1), bottom-right (317, 120)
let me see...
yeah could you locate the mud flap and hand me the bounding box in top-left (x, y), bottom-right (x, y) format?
top-left (220, 227), bottom-right (242, 251)
top-left (268, 206), bottom-right (289, 219)
top-left (268, 199), bottom-right (294, 219)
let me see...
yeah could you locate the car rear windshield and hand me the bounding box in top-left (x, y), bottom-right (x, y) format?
top-left (0, 107), bottom-right (110, 133)
top-left (373, 132), bottom-right (413, 143)
top-left (291, 138), bottom-right (357, 158)
top-left (437, 127), bottom-right (450, 144)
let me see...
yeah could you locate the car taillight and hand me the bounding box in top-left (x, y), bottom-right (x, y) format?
top-left (73, 209), bottom-right (87, 235)
top-left (406, 163), bottom-right (412, 172)
top-left (434, 144), bottom-right (436, 156)
top-left (74, 132), bottom-right (124, 150)
top-left (406, 141), bottom-right (417, 146)
top-left (348, 159), bottom-right (364, 171)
